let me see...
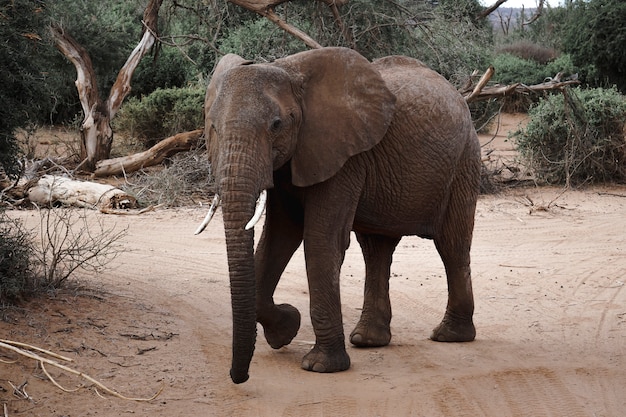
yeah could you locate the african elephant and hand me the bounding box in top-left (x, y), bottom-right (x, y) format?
top-left (196, 47), bottom-right (481, 384)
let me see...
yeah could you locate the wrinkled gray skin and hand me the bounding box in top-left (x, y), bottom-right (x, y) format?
top-left (202, 47), bottom-right (480, 384)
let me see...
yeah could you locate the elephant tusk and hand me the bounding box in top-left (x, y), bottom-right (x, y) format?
top-left (194, 194), bottom-right (221, 235)
top-left (244, 189), bottom-right (267, 230)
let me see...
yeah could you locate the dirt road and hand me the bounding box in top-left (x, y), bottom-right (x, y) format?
top-left (2, 113), bottom-right (626, 416)
top-left (2, 184), bottom-right (625, 416)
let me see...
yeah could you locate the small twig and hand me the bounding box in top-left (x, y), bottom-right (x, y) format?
top-left (597, 192), bottom-right (626, 198)
top-left (137, 347), bottom-right (157, 355)
top-left (8, 381), bottom-right (30, 401)
top-left (40, 362), bottom-right (82, 393)
top-left (0, 340), bottom-right (162, 401)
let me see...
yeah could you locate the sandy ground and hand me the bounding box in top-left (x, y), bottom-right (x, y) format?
top-left (1, 115), bottom-right (626, 416)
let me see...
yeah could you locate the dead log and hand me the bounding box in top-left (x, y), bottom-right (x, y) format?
top-left (28, 175), bottom-right (137, 210)
top-left (93, 129), bottom-right (204, 177)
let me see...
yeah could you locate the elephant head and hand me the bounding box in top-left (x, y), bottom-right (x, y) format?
top-left (197, 47), bottom-right (395, 383)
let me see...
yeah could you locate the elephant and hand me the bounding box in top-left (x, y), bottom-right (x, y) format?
top-left (196, 47), bottom-right (481, 384)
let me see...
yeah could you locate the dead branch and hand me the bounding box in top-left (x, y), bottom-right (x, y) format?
top-left (522, 0), bottom-right (545, 27)
top-left (0, 339), bottom-right (162, 401)
top-left (49, 25), bottom-right (100, 125)
top-left (227, 0), bottom-right (351, 49)
top-left (464, 66), bottom-right (495, 102)
top-left (107, 0), bottom-right (163, 119)
top-left (93, 129), bottom-right (204, 177)
top-left (261, 8), bottom-right (323, 49)
top-left (463, 68), bottom-right (580, 103)
top-left (477, 0), bottom-right (510, 20)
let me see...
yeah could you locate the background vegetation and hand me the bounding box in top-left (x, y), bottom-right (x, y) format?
top-left (1, 0), bottom-right (625, 302)
top-left (513, 87), bottom-right (626, 186)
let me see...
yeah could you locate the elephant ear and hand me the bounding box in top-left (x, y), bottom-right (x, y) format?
top-left (205, 54), bottom-right (252, 171)
top-left (274, 47), bottom-right (396, 187)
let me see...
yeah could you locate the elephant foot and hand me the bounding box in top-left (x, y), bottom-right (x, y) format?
top-left (301, 345), bottom-right (350, 373)
top-left (260, 303), bottom-right (301, 349)
top-left (430, 313), bottom-right (475, 342)
top-left (349, 319), bottom-right (391, 347)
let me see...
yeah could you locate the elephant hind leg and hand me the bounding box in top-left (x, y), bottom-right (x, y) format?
top-left (430, 164), bottom-right (478, 343)
top-left (350, 233), bottom-right (400, 347)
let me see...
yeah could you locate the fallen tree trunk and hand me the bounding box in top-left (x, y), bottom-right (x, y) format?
top-left (93, 129), bottom-right (204, 177)
top-left (28, 175), bottom-right (137, 210)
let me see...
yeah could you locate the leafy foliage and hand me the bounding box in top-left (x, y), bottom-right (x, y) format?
top-left (114, 87), bottom-right (205, 148)
top-left (492, 53), bottom-right (576, 85)
top-left (131, 47), bottom-right (193, 98)
top-left (220, 17), bottom-right (308, 60)
top-left (552, 0), bottom-right (626, 92)
top-left (0, 0), bottom-right (49, 179)
top-left (512, 87), bottom-right (626, 185)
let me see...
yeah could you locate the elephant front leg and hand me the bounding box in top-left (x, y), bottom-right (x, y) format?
top-left (301, 238), bottom-right (351, 373)
top-left (350, 233), bottom-right (400, 347)
top-left (255, 190), bottom-right (304, 349)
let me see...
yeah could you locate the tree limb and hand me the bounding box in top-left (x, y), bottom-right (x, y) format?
top-left (261, 8), bottom-right (323, 49)
top-left (93, 129), bottom-right (204, 177)
top-left (476, 0), bottom-right (509, 20)
top-left (463, 68), bottom-right (581, 103)
top-left (522, 0), bottom-right (545, 26)
top-left (107, 0), bottom-right (163, 119)
top-left (49, 24), bottom-right (100, 121)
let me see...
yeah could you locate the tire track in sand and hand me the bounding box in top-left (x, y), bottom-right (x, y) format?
top-left (434, 367), bottom-right (588, 417)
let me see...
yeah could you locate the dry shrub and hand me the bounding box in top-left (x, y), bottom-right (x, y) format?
top-left (512, 87), bottom-right (626, 186)
top-left (123, 148), bottom-right (213, 207)
top-left (498, 41), bottom-right (557, 65)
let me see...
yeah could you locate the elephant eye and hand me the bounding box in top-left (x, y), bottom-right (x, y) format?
top-left (270, 117), bottom-right (282, 133)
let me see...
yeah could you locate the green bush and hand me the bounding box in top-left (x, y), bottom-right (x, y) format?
top-left (512, 87), bottom-right (626, 185)
top-left (493, 53), bottom-right (577, 86)
top-left (114, 87), bottom-right (205, 148)
top-left (0, 211), bottom-right (35, 303)
top-left (492, 54), bottom-right (541, 85)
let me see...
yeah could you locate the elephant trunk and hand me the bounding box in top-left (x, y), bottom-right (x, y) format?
top-left (218, 137), bottom-right (272, 384)
top-left (223, 192), bottom-right (256, 384)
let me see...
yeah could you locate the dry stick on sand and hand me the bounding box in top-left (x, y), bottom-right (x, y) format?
top-left (0, 339), bottom-right (162, 402)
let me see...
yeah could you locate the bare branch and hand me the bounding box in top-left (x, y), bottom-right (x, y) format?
top-left (464, 66), bottom-right (495, 102)
top-left (106, 0), bottom-right (163, 119)
top-left (477, 0), bottom-right (509, 20)
top-left (463, 69), bottom-right (581, 103)
top-left (0, 339), bottom-right (162, 401)
top-left (49, 25), bottom-right (100, 119)
top-left (522, 0), bottom-right (545, 26)
top-left (262, 8), bottom-right (323, 49)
